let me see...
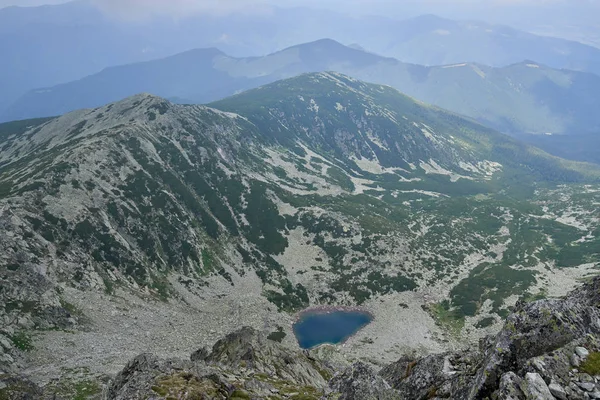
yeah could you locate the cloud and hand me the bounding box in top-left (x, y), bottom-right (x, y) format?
top-left (90, 0), bottom-right (272, 20)
top-left (0, 0), bottom-right (70, 8)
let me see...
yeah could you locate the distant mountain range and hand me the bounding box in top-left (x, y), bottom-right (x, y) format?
top-left (2, 1), bottom-right (600, 115)
top-left (4, 39), bottom-right (600, 145)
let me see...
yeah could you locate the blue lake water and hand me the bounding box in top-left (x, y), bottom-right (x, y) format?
top-left (293, 310), bottom-right (373, 349)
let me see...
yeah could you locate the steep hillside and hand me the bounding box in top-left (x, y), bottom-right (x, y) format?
top-left (6, 40), bottom-right (600, 144)
top-left (0, 73), bottom-right (599, 395)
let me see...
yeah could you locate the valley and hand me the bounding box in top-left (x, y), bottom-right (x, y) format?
top-left (1, 1), bottom-right (600, 398)
top-left (1, 73), bottom-right (599, 397)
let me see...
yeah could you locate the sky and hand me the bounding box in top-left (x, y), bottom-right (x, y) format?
top-left (0, 0), bottom-right (576, 12)
top-left (0, 0), bottom-right (595, 27)
top-left (0, 0), bottom-right (68, 6)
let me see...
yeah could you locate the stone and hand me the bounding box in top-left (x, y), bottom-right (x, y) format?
top-left (0, 354), bottom-right (14, 364)
top-left (521, 372), bottom-right (554, 400)
top-left (190, 347), bottom-right (209, 362)
top-left (573, 354), bottom-right (583, 367)
top-left (566, 385), bottom-right (586, 400)
top-left (577, 347), bottom-right (591, 359)
top-left (549, 382), bottom-right (568, 400)
top-left (497, 372), bottom-right (524, 400)
top-left (590, 392), bottom-right (600, 399)
top-left (0, 335), bottom-right (12, 351)
top-left (581, 374), bottom-right (595, 383)
top-left (533, 359), bottom-right (547, 373)
top-left (578, 382), bottom-right (596, 392)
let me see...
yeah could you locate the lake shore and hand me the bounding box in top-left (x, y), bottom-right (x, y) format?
top-left (293, 305), bottom-right (375, 323)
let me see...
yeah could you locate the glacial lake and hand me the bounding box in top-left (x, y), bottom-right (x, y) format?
top-left (293, 310), bottom-right (373, 349)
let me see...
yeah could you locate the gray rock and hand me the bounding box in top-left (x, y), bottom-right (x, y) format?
top-left (0, 335), bottom-right (12, 350)
top-left (573, 354), bottom-right (583, 367)
top-left (577, 347), bottom-right (591, 359)
top-left (581, 373), bottom-right (595, 383)
top-left (190, 347), bottom-right (209, 362)
top-left (0, 353), bottom-right (14, 364)
top-left (521, 372), bottom-right (554, 400)
top-left (566, 385), bottom-right (586, 400)
top-left (533, 359), bottom-right (546, 373)
top-left (496, 372), bottom-right (524, 400)
top-left (579, 382), bottom-right (597, 392)
top-left (590, 391), bottom-right (600, 399)
top-left (330, 362), bottom-right (400, 400)
top-left (549, 382), bottom-right (568, 400)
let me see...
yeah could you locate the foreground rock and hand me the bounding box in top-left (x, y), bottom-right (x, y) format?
top-left (109, 276), bottom-right (600, 398)
top-left (3, 276), bottom-right (600, 398)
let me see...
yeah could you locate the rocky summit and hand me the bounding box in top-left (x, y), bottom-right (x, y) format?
top-left (0, 72), bottom-right (599, 398)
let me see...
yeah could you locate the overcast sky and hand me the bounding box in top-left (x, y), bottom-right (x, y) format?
top-left (0, 0), bottom-right (594, 25)
top-left (0, 0), bottom-right (576, 11)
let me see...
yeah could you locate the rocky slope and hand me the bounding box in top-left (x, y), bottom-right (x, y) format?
top-left (0, 73), bottom-right (599, 396)
top-left (5, 274), bottom-right (600, 399)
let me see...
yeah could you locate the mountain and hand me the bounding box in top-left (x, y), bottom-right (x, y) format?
top-left (521, 133), bottom-right (600, 166)
top-left (0, 40), bottom-right (390, 122)
top-left (376, 14), bottom-right (600, 71)
top-left (7, 277), bottom-right (600, 399)
top-left (89, 277), bottom-right (600, 399)
top-left (3, 1), bottom-right (600, 115)
top-left (5, 39), bottom-right (600, 142)
top-left (1, 73), bottom-right (599, 394)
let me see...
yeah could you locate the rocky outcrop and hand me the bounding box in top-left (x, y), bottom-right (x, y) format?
top-left (103, 275), bottom-right (600, 399)
top-left (375, 276), bottom-right (600, 400)
top-left (329, 362), bottom-right (398, 400)
top-left (106, 327), bottom-right (333, 400)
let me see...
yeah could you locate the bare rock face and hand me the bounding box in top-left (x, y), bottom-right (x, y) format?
top-left (101, 276), bottom-right (600, 399)
top-left (106, 327), bottom-right (333, 400)
top-left (329, 362), bottom-right (399, 400)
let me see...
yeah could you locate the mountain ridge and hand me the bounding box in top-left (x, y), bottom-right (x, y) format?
top-left (1, 74), bottom-right (599, 396)
top-left (3, 1), bottom-right (600, 114)
top-left (5, 39), bottom-right (600, 152)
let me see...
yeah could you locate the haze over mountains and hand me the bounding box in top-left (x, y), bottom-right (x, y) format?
top-left (3, 0), bottom-right (600, 117)
top-left (5, 39), bottom-right (600, 159)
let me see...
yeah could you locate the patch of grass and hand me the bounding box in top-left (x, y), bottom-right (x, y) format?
top-left (47, 377), bottom-right (102, 400)
top-left (475, 317), bottom-right (495, 329)
top-left (60, 298), bottom-right (83, 317)
top-left (231, 390), bottom-right (252, 399)
top-left (10, 331), bottom-right (34, 352)
top-left (429, 301), bottom-right (465, 336)
top-left (267, 327), bottom-right (287, 343)
top-left (581, 352), bottom-right (600, 375)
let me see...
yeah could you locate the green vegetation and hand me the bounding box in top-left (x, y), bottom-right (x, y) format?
top-left (475, 317), bottom-right (496, 329)
top-left (429, 301), bottom-right (465, 336)
top-left (3, 71), bottom-right (600, 328)
top-left (265, 281), bottom-right (310, 312)
top-left (581, 352), bottom-right (600, 375)
top-left (267, 327), bottom-right (287, 343)
top-left (45, 375), bottom-right (102, 400)
top-left (10, 331), bottom-right (34, 352)
top-left (327, 166), bottom-right (355, 192)
top-left (244, 182), bottom-right (288, 255)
